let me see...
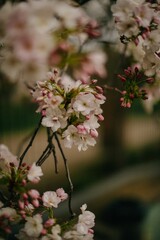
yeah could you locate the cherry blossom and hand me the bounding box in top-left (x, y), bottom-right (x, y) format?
top-left (24, 214), bottom-right (43, 238)
top-left (27, 163), bottom-right (43, 183)
top-left (56, 188), bottom-right (68, 202)
top-left (42, 191), bottom-right (61, 208)
top-left (32, 69), bottom-right (105, 151)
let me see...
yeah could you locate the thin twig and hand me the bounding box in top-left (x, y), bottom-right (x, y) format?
top-left (18, 117), bottom-right (43, 167)
top-left (36, 129), bottom-right (58, 173)
top-left (104, 84), bottom-right (123, 94)
top-left (54, 133), bottom-right (75, 218)
top-left (47, 128), bottom-right (58, 173)
top-left (36, 148), bottom-right (52, 166)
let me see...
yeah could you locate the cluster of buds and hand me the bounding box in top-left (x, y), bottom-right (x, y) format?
top-left (31, 69), bottom-right (105, 151)
top-left (118, 66), bottom-right (153, 107)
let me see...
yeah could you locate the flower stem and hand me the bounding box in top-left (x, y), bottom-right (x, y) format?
top-left (54, 133), bottom-right (75, 218)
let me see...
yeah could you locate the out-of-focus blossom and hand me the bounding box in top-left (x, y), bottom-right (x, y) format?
top-left (0, 0), bottom-right (106, 85)
top-left (0, 144), bottom-right (18, 170)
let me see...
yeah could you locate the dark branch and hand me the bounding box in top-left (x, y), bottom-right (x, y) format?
top-left (18, 116), bottom-right (42, 167)
top-left (54, 133), bottom-right (75, 218)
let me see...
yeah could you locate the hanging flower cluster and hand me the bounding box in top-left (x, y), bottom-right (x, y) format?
top-left (118, 66), bottom-right (154, 107)
top-left (32, 69), bottom-right (105, 151)
top-left (0, 144), bottom-right (95, 240)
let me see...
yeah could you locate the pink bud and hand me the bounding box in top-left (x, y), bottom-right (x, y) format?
top-left (121, 102), bottom-right (126, 107)
top-left (129, 93), bottom-right (134, 99)
top-left (28, 189), bottom-right (40, 199)
top-left (44, 218), bottom-right (55, 228)
top-left (117, 74), bottom-right (126, 82)
top-left (88, 229), bottom-right (94, 234)
top-left (22, 179), bottom-right (27, 186)
top-left (20, 212), bottom-right (26, 219)
top-left (86, 115), bottom-right (90, 120)
top-left (24, 200), bottom-right (30, 207)
top-left (41, 229), bottom-right (47, 235)
top-left (97, 114), bottom-right (104, 121)
top-left (95, 86), bottom-right (103, 94)
top-left (23, 193), bottom-right (28, 200)
top-left (126, 102), bottom-right (131, 108)
top-left (77, 125), bottom-right (87, 134)
top-left (48, 92), bottom-right (53, 98)
top-left (19, 200), bottom-right (25, 210)
top-left (122, 91), bottom-right (127, 95)
top-left (32, 199), bottom-right (40, 208)
top-left (90, 129), bottom-right (98, 138)
top-left (134, 37), bottom-right (139, 46)
top-left (134, 66), bottom-right (139, 73)
top-left (95, 93), bottom-right (105, 100)
top-left (124, 69), bottom-right (131, 76)
top-left (41, 110), bottom-right (46, 116)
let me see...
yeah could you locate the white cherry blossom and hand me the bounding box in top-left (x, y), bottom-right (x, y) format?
top-left (27, 163), bottom-right (43, 183)
top-left (42, 191), bottom-right (61, 208)
top-left (72, 93), bottom-right (96, 116)
top-left (42, 107), bottom-right (67, 132)
top-left (24, 214), bottom-right (43, 238)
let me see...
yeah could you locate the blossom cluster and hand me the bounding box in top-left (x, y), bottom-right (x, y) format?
top-left (112, 0), bottom-right (159, 42)
top-left (0, 0), bottom-right (107, 84)
top-left (32, 69), bottom-right (105, 151)
top-left (111, 0), bottom-right (160, 109)
top-left (0, 144), bottom-right (95, 240)
top-left (112, 0), bottom-right (160, 78)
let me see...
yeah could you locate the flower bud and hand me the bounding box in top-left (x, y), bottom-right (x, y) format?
top-left (23, 193), bottom-right (28, 200)
top-left (90, 129), bottom-right (98, 138)
top-left (19, 200), bottom-right (25, 210)
top-left (44, 218), bottom-right (55, 228)
top-left (28, 189), bottom-right (40, 199)
top-left (32, 199), bottom-right (40, 208)
top-left (118, 74), bottom-right (126, 82)
top-left (41, 229), bottom-right (47, 235)
top-left (97, 114), bottom-right (104, 121)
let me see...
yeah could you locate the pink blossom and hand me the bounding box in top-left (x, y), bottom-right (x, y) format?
top-left (56, 188), bottom-right (68, 202)
top-left (44, 218), bottom-right (55, 228)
